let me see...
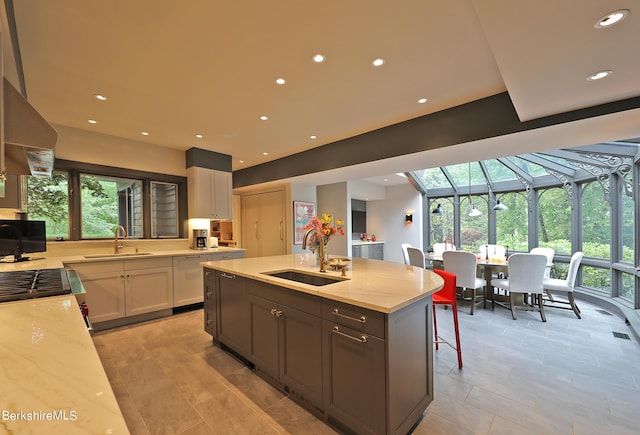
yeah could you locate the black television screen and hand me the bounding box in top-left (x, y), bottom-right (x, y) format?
top-left (0, 219), bottom-right (47, 262)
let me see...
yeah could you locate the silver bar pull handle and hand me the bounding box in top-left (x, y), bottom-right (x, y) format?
top-left (332, 308), bottom-right (366, 323)
top-left (332, 326), bottom-right (367, 343)
top-left (220, 272), bottom-right (235, 279)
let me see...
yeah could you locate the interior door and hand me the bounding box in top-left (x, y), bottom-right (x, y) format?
top-left (258, 190), bottom-right (285, 256)
top-left (241, 194), bottom-right (259, 257)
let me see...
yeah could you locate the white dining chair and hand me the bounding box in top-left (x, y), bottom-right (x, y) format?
top-left (530, 247), bottom-right (555, 278)
top-left (542, 251), bottom-right (583, 319)
top-left (442, 250), bottom-right (486, 315)
top-left (492, 253), bottom-right (548, 321)
top-left (406, 246), bottom-right (426, 268)
top-left (401, 243), bottom-right (412, 265)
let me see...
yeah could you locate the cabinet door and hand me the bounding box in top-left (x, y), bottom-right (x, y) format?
top-left (125, 267), bottom-right (173, 316)
top-left (173, 255), bottom-right (208, 306)
top-left (213, 170), bottom-right (232, 219)
top-left (280, 304), bottom-right (323, 409)
top-left (81, 271), bottom-right (126, 323)
top-left (258, 190), bottom-right (285, 256)
top-left (217, 272), bottom-right (250, 354)
top-left (352, 245), bottom-right (362, 258)
top-left (371, 244), bottom-right (384, 260)
top-left (241, 194), bottom-right (260, 258)
top-left (248, 293), bottom-right (280, 381)
top-left (322, 320), bottom-right (386, 434)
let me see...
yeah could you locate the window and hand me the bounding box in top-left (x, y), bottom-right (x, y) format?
top-left (460, 195), bottom-right (487, 251)
top-left (621, 171), bottom-right (634, 263)
top-left (581, 265), bottom-right (610, 294)
top-left (581, 181), bottom-right (610, 259)
top-left (429, 198), bottom-right (454, 245)
top-left (151, 182), bottom-right (179, 238)
top-left (26, 172), bottom-right (70, 240)
top-left (496, 192), bottom-right (528, 251)
top-left (621, 272), bottom-right (635, 303)
top-left (25, 160), bottom-right (186, 240)
top-left (538, 187), bottom-right (571, 254)
top-left (80, 174), bottom-right (143, 238)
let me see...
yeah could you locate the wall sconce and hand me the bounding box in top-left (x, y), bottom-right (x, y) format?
top-left (405, 213), bottom-right (413, 224)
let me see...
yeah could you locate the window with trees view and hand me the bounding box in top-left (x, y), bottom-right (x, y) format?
top-left (538, 187), bottom-right (571, 255)
top-left (496, 192), bottom-right (528, 251)
top-left (460, 195), bottom-right (487, 251)
top-left (25, 161), bottom-right (186, 240)
top-left (581, 181), bottom-right (611, 259)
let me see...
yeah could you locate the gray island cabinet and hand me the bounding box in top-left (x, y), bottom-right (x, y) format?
top-left (202, 254), bottom-right (443, 435)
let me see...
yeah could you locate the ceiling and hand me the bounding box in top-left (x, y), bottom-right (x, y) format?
top-left (5, 0), bottom-right (640, 186)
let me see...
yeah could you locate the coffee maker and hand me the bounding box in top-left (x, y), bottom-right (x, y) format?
top-left (192, 229), bottom-right (208, 250)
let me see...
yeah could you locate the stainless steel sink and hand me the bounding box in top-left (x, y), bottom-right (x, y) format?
top-left (263, 269), bottom-right (347, 286)
top-left (84, 252), bottom-right (154, 259)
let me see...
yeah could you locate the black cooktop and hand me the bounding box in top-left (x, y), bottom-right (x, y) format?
top-left (0, 269), bottom-right (71, 302)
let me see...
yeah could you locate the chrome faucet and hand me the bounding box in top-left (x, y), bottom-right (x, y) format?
top-left (114, 225), bottom-right (127, 254)
top-left (302, 228), bottom-right (327, 272)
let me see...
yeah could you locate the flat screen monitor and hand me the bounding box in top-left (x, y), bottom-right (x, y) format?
top-left (0, 219), bottom-right (47, 262)
top-left (352, 210), bottom-right (367, 234)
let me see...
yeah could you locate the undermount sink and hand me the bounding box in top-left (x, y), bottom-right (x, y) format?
top-left (84, 252), bottom-right (154, 259)
top-left (263, 269), bottom-right (347, 286)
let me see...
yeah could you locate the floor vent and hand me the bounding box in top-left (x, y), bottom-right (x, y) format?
top-left (596, 309), bottom-right (614, 316)
top-left (612, 331), bottom-right (631, 340)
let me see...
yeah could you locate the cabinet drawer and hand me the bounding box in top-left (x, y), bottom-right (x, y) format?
top-left (66, 260), bottom-right (124, 275)
top-left (322, 300), bottom-right (386, 339)
top-left (210, 251), bottom-right (244, 261)
top-left (247, 279), bottom-right (322, 317)
top-left (124, 256), bottom-right (172, 270)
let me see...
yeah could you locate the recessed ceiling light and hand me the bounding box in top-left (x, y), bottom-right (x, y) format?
top-left (310, 135), bottom-right (317, 139)
top-left (275, 78), bottom-right (286, 85)
top-left (418, 98), bottom-right (428, 104)
top-left (313, 54), bottom-right (325, 63)
top-left (383, 178), bottom-right (388, 182)
top-left (595, 9), bottom-right (629, 28)
top-left (260, 116), bottom-right (268, 121)
top-left (95, 94), bottom-right (107, 101)
top-left (372, 58), bottom-right (385, 67)
top-left (141, 131), bottom-right (150, 136)
top-left (262, 152), bottom-right (269, 156)
top-left (88, 119), bottom-right (97, 124)
top-left (587, 70), bottom-right (612, 81)
top-left (195, 134), bottom-right (203, 139)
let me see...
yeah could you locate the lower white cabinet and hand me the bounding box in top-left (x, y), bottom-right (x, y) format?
top-left (69, 257), bottom-right (173, 323)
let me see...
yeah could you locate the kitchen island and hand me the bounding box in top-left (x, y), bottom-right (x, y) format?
top-left (202, 254), bottom-right (443, 435)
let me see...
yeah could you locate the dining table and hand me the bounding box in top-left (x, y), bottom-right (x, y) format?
top-left (425, 252), bottom-right (510, 308)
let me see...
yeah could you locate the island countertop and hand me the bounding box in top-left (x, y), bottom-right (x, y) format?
top-left (0, 295), bottom-right (129, 434)
top-left (202, 254), bottom-right (443, 313)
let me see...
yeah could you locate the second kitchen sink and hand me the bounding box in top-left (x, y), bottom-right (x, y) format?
top-left (263, 269), bottom-right (347, 286)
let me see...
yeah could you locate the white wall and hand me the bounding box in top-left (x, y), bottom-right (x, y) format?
top-left (290, 184), bottom-right (317, 254)
top-left (366, 184), bottom-right (422, 264)
top-left (54, 125), bottom-right (186, 176)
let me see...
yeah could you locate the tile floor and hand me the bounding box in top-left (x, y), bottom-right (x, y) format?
top-left (93, 298), bottom-right (640, 435)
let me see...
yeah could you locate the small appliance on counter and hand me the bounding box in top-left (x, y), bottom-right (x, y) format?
top-left (192, 229), bottom-right (208, 250)
top-left (209, 236), bottom-right (218, 248)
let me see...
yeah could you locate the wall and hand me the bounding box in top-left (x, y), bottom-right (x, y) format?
top-left (290, 184), bottom-right (317, 254)
top-left (53, 125), bottom-right (186, 176)
top-left (366, 184), bottom-right (422, 264)
top-left (317, 182), bottom-right (349, 257)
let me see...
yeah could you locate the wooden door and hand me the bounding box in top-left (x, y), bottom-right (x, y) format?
top-left (241, 194), bottom-right (259, 257)
top-left (258, 190), bottom-right (285, 256)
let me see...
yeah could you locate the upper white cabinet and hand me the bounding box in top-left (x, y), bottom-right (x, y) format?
top-left (187, 167), bottom-right (232, 219)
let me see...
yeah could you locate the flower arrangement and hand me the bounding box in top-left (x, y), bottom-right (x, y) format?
top-left (303, 213), bottom-right (345, 252)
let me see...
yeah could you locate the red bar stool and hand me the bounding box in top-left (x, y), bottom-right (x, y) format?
top-left (433, 268), bottom-right (463, 369)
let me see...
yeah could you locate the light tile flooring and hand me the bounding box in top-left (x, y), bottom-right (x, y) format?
top-left (93, 299), bottom-right (640, 435)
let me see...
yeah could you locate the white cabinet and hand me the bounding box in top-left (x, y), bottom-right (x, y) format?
top-left (187, 167), bottom-right (232, 219)
top-left (173, 254), bottom-right (211, 307)
top-left (69, 257), bottom-right (173, 323)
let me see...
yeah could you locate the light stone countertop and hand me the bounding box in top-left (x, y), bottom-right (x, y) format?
top-left (351, 240), bottom-right (384, 245)
top-left (0, 247), bottom-right (246, 272)
top-left (0, 295), bottom-right (129, 434)
top-left (202, 254), bottom-right (443, 314)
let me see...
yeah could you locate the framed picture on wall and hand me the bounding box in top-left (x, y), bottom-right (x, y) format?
top-left (293, 201), bottom-right (316, 244)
